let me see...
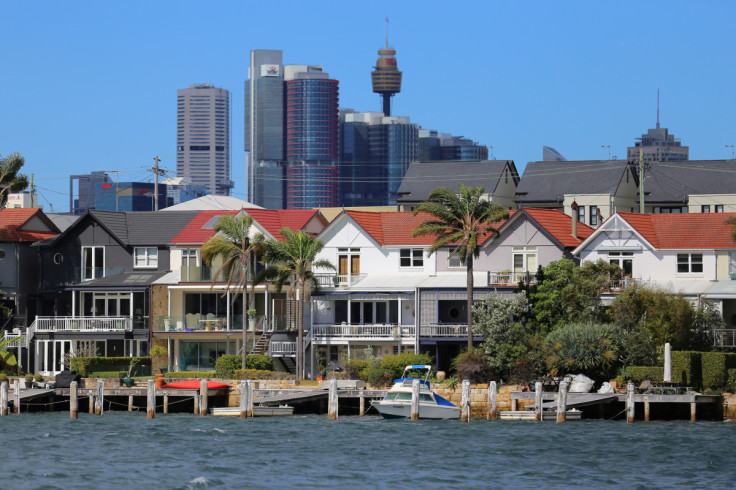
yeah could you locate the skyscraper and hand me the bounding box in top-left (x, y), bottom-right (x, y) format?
top-left (418, 130), bottom-right (488, 162)
top-left (176, 84), bottom-right (232, 196)
top-left (627, 92), bottom-right (688, 162)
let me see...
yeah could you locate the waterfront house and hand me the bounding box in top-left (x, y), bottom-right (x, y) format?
top-left (32, 210), bottom-right (198, 375)
top-left (155, 208), bottom-right (327, 373)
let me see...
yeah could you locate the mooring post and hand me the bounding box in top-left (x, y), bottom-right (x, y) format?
top-left (1, 381), bottom-right (8, 416)
top-left (534, 381), bottom-right (543, 422)
top-left (461, 380), bottom-right (471, 422)
top-left (70, 381), bottom-right (78, 420)
top-left (359, 393), bottom-right (366, 416)
top-left (193, 392), bottom-right (199, 414)
top-left (163, 392), bottom-right (169, 414)
top-left (511, 397), bottom-right (518, 411)
top-left (644, 395), bottom-right (650, 422)
top-left (556, 380), bottom-right (569, 423)
top-left (246, 380), bottom-right (253, 417)
top-left (239, 381), bottom-right (247, 419)
top-left (13, 379), bottom-right (20, 414)
top-left (626, 382), bottom-right (635, 423)
top-left (690, 400), bottom-right (697, 422)
top-left (88, 390), bottom-right (94, 415)
top-left (128, 394), bottom-right (134, 412)
top-left (411, 379), bottom-right (421, 420)
top-left (199, 379), bottom-right (208, 416)
top-left (487, 381), bottom-right (497, 420)
top-left (328, 378), bottom-right (338, 420)
top-left (95, 379), bottom-right (104, 415)
top-left (664, 342), bottom-right (672, 383)
top-left (147, 380), bottom-right (155, 419)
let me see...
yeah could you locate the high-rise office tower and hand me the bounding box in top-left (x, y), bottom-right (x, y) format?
top-left (371, 19), bottom-right (402, 116)
top-left (627, 91), bottom-right (688, 162)
top-left (284, 65), bottom-right (339, 208)
top-left (245, 49), bottom-right (284, 208)
top-left (339, 111), bottom-right (418, 206)
top-left (418, 130), bottom-right (488, 162)
top-left (176, 84), bottom-right (232, 196)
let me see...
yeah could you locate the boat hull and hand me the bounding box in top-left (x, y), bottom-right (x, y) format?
top-left (373, 401), bottom-right (460, 420)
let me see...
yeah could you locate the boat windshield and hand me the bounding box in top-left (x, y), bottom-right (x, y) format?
top-left (384, 392), bottom-right (435, 402)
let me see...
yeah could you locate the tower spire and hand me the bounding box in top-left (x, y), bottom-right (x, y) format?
top-left (386, 17), bottom-right (389, 49)
top-left (656, 88), bottom-right (660, 129)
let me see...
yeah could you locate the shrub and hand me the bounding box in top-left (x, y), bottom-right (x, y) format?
top-left (700, 352), bottom-right (736, 392)
top-left (378, 352), bottom-right (433, 380)
top-left (233, 369), bottom-right (294, 380)
top-left (623, 366), bottom-right (664, 384)
top-left (0, 373), bottom-right (7, 383)
top-left (89, 371), bottom-right (127, 379)
top-left (452, 349), bottom-right (493, 383)
top-left (33, 373), bottom-right (43, 382)
top-left (70, 357), bottom-right (151, 377)
top-left (215, 355), bottom-right (276, 378)
top-left (166, 371), bottom-right (218, 379)
top-left (728, 368), bottom-right (736, 393)
top-left (364, 366), bottom-right (393, 387)
top-left (24, 373), bottom-right (33, 382)
top-left (344, 359), bottom-right (373, 380)
top-left (671, 351), bottom-right (701, 388)
top-left (545, 322), bottom-right (622, 382)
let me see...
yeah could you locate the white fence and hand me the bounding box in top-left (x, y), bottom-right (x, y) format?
top-left (313, 273), bottom-right (367, 288)
top-left (420, 325), bottom-right (470, 337)
top-left (311, 324), bottom-right (414, 338)
top-left (33, 316), bottom-right (132, 332)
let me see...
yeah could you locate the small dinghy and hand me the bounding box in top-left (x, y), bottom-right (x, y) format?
top-left (162, 380), bottom-right (231, 390)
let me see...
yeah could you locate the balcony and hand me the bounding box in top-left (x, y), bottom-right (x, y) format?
top-left (714, 329), bottom-right (736, 348)
top-left (180, 266), bottom-right (224, 282)
top-left (33, 316), bottom-right (132, 332)
top-left (313, 273), bottom-right (367, 288)
top-left (1, 331), bottom-right (27, 348)
top-left (269, 341), bottom-right (296, 357)
top-left (487, 271), bottom-right (538, 286)
top-left (152, 314), bottom-right (290, 333)
top-left (311, 324), bottom-right (414, 340)
top-left (420, 324), bottom-right (470, 337)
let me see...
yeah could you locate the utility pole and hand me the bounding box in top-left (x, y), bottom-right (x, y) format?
top-left (639, 149), bottom-right (646, 214)
top-left (152, 155), bottom-right (164, 211)
top-left (29, 174), bottom-right (34, 208)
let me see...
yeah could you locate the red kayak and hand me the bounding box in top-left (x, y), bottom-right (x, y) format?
top-left (162, 380), bottom-right (231, 389)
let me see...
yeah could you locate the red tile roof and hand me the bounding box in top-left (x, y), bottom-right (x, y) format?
top-left (169, 209), bottom-right (323, 245)
top-left (345, 210), bottom-right (513, 246)
top-left (522, 208), bottom-right (594, 247)
top-left (0, 208), bottom-right (59, 242)
top-left (618, 212), bottom-right (736, 249)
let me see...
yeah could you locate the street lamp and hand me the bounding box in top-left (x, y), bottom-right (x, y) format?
top-left (601, 145), bottom-right (611, 160)
top-left (726, 145), bottom-right (734, 160)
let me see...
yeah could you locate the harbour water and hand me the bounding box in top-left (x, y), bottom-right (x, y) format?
top-left (2, 413), bottom-right (735, 488)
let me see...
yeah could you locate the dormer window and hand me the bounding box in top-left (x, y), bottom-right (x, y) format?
top-left (134, 247), bottom-right (158, 268)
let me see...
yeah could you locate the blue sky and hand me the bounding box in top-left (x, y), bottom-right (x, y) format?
top-left (1, 1), bottom-right (734, 212)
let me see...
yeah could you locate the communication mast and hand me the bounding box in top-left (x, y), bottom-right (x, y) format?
top-left (371, 18), bottom-right (402, 116)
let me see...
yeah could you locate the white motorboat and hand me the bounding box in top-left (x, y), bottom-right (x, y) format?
top-left (373, 365), bottom-right (460, 420)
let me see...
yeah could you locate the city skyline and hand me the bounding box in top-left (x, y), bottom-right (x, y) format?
top-left (2, 1), bottom-right (735, 212)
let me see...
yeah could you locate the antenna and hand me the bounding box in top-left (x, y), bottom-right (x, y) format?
top-left (385, 17), bottom-right (389, 49)
top-left (656, 89), bottom-right (660, 129)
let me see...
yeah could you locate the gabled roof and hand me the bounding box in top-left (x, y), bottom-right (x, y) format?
top-left (169, 209), bottom-right (325, 245)
top-left (643, 160), bottom-right (736, 204)
top-left (512, 208), bottom-right (595, 248)
top-left (338, 210), bottom-right (512, 246)
top-left (617, 212), bottom-right (736, 249)
top-left (0, 208), bottom-right (60, 242)
top-left (515, 160), bottom-right (634, 203)
top-left (396, 160), bottom-right (519, 203)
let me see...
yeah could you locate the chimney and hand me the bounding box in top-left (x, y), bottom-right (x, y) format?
top-left (570, 200), bottom-right (579, 238)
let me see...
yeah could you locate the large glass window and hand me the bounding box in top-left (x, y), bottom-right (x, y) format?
top-left (512, 246), bottom-right (538, 275)
top-left (82, 246), bottom-right (104, 281)
top-left (609, 251), bottom-right (634, 276)
top-left (179, 340), bottom-right (235, 371)
top-left (677, 253), bottom-right (703, 274)
top-left (338, 248), bottom-right (360, 276)
top-left (400, 248), bottom-right (423, 268)
top-left (448, 250), bottom-right (463, 268)
top-left (134, 247), bottom-right (158, 268)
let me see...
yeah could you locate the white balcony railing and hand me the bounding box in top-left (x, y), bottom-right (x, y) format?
top-left (1, 332), bottom-right (27, 348)
top-left (313, 273), bottom-right (367, 288)
top-left (269, 341), bottom-right (297, 356)
top-left (34, 316), bottom-right (132, 332)
top-left (715, 329), bottom-right (736, 348)
top-left (312, 324), bottom-right (414, 339)
top-left (420, 325), bottom-right (470, 337)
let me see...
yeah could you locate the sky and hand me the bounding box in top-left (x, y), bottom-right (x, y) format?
top-left (1, 1), bottom-right (735, 213)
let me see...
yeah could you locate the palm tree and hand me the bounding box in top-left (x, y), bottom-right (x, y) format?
top-left (0, 152), bottom-right (29, 209)
top-left (201, 212), bottom-right (264, 371)
top-left (261, 227), bottom-right (335, 380)
top-left (412, 184), bottom-right (509, 348)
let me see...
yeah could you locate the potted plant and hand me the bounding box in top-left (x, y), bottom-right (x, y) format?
top-left (24, 373), bottom-right (33, 388)
top-left (33, 373), bottom-right (43, 387)
top-left (498, 269), bottom-right (511, 283)
top-left (162, 315), bottom-right (171, 331)
top-left (247, 308), bottom-right (257, 332)
top-left (122, 358), bottom-right (140, 387)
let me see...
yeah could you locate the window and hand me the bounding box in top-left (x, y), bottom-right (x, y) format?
top-left (609, 251), bottom-right (633, 276)
top-left (134, 247), bottom-right (158, 268)
top-left (338, 248), bottom-right (360, 276)
top-left (400, 248), bottom-right (423, 268)
top-left (654, 206), bottom-right (687, 214)
top-left (590, 206), bottom-right (598, 227)
top-left (677, 253), bottom-right (703, 274)
top-left (577, 205), bottom-right (585, 223)
top-left (701, 205), bottom-right (711, 213)
top-left (53, 252), bottom-right (63, 264)
top-left (448, 250), bottom-right (463, 268)
top-left (716, 205), bottom-right (724, 213)
top-left (512, 246), bottom-right (538, 276)
top-left (82, 246), bottom-right (104, 281)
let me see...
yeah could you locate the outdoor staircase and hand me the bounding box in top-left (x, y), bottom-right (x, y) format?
top-left (280, 357), bottom-right (296, 374)
top-left (250, 332), bottom-right (272, 355)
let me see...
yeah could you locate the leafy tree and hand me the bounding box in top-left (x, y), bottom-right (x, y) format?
top-left (412, 184), bottom-right (509, 348)
top-left (260, 227), bottom-right (335, 380)
top-left (452, 348), bottom-right (493, 383)
top-left (544, 321), bottom-right (623, 382)
top-left (201, 213), bottom-right (265, 371)
top-left (0, 152), bottom-right (29, 209)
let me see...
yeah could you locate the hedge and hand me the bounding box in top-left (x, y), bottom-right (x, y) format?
top-left (70, 357), bottom-right (151, 377)
top-left (671, 351), bottom-right (701, 387)
top-left (701, 352), bottom-right (736, 391)
top-left (215, 355), bottom-right (275, 378)
top-left (166, 371), bottom-right (218, 379)
top-left (233, 369), bottom-right (294, 380)
top-left (89, 371), bottom-right (127, 379)
top-left (624, 366), bottom-right (664, 384)
top-left (729, 369), bottom-right (736, 393)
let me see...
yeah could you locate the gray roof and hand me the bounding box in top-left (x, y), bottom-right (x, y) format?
top-left (396, 160), bottom-right (518, 204)
top-left (67, 271), bottom-right (168, 290)
top-left (46, 213), bottom-right (80, 232)
top-left (515, 160), bottom-right (633, 203)
top-left (125, 211), bottom-right (199, 245)
top-left (644, 160), bottom-right (736, 204)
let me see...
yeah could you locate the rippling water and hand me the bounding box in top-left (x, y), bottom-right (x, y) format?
top-left (2, 413), bottom-right (735, 488)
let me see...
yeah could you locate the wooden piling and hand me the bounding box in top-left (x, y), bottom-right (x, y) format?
top-left (193, 392), bottom-right (199, 414)
top-left (147, 380), bottom-right (155, 419)
top-left (411, 379), bottom-right (420, 420)
top-left (1, 381), bottom-right (8, 416)
top-left (95, 379), bottom-right (104, 415)
top-left (556, 380), bottom-right (569, 423)
top-left (626, 382), bottom-right (635, 423)
top-left (128, 394), bottom-right (134, 412)
top-left (239, 381), bottom-right (253, 418)
top-left (534, 381), bottom-right (543, 422)
top-left (88, 392), bottom-right (94, 414)
top-left (511, 397), bottom-right (518, 411)
top-left (461, 380), bottom-right (470, 423)
top-left (487, 381), bottom-right (497, 420)
top-left (163, 392), bottom-right (169, 414)
top-left (70, 381), bottom-right (78, 419)
top-left (13, 379), bottom-right (20, 414)
top-left (199, 379), bottom-right (208, 416)
top-left (328, 378), bottom-right (338, 420)
top-left (644, 396), bottom-right (650, 422)
top-left (690, 401), bottom-right (697, 422)
top-left (359, 393), bottom-right (365, 416)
